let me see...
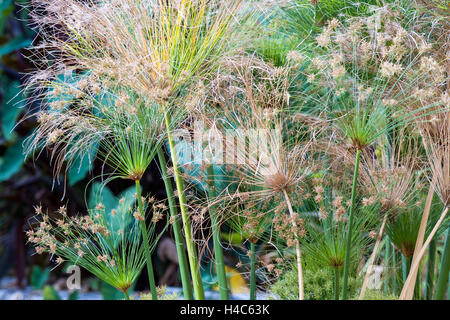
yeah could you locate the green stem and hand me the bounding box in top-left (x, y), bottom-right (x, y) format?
top-left (392, 245), bottom-right (398, 295)
top-left (206, 165), bottom-right (229, 300)
top-left (401, 254), bottom-right (411, 284)
top-left (384, 235), bottom-right (391, 295)
top-left (425, 239), bottom-right (436, 299)
top-left (157, 147), bottom-right (194, 300)
top-left (164, 112), bottom-right (205, 300)
top-left (334, 268), bottom-right (340, 300)
top-left (124, 291), bottom-right (130, 300)
top-left (341, 148), bottom-right (361, 300)
top-left (135, 180), bottom-right (158, 300)
top-left (434, 227), bottom-right (450, 300)
top-left (250, 241), bottom-right (256, 300)
top-left (447, 284), bottom-right (450, 297)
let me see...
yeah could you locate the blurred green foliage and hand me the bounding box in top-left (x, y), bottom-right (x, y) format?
top-left (43, 285), bottom-right (79, 300)
top-left (0, 0), bottom-right (97, 286)
top-left (0, 0), bottom-right (31, 181)
top-left (271, 267), bottom-right (362, 300)
top-left (88, 182), bottom-right (138, 248)
top-left (30, 265), bottom-right (49, 290)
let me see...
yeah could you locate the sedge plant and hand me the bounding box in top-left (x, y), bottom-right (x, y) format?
top-left (357, 132), bottom-right (425, 298)
top-left (26, 84), bottom-right (173, 299)
top-left (296, 9), bottom-right (447, 298)
top-left (27, 201), bottom-right (166, 299)
top-left (400, 110), bottom-right (450, 299)
top-left (208, 56), bottom-right (323, 300)
top-left (216, 181), bottom-right (276, 300)
top-left (423, 112), bottom-right (450, 300)
top-left (301, 188), bottom-right (378, 300)
top-left (48, 0), bottom-right (243, 300)
top-left (27, 0), bottom-right (243, 299)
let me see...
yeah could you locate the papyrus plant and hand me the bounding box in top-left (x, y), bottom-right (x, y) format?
top-left (27, 0), bottom-right (243, 300)
top-left (295, 8), bottom-right (447, 298)
top-left (301, 188), bottom-right (378, 300)
top-left (400, 110), bottom-right (450, 299)
top-left (358, 133), bottom-right (425, 299)
top-left (26, 82), bottom-right (171, 299)
top-left (27, 200), bottom-right (167, 299)
top-left (208, 56), bottom-right (322, 300)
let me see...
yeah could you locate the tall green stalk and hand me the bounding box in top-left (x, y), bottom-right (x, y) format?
top-left (164, 113), bottom-right (205, 300)
top-left (250, 241), bottom-right (256, 300)
top-left (157, 147), bottom-right (194, 300)
top-left (334, 268), bottom-right (340, 300)
top-left (401, 254), bottom-right (411, 284)
top-left (434, 227), bottom-right (450, 300)
top-left (425, 239), bottom-right (436, 299)
top-left (135, 180), bottom-right (158, 300)
top-left (341, 149), bottom-right (361, 300)
top-left (206, 165), bottom-right (229, 300)
top-left (392, 245), bottom-right (398, 295)
top-left (384, 235), bottom-right (391, 295)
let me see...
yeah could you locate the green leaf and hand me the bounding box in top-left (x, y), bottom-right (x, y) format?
top-left (0, 1), bottom-right (13, 33)
top-left (88, 183), bottom-right (118, 212)
top-left (42, 286), bottom-right (62, 300)
top-left (100, 281), bottom-right (126, 300)
top-left (68, 144), bottom-right (97, 186)
top-left (1, 78), bottom-right (25, 140)
top-left (89, 278), bottom-right (100, 291)
top-left (68, 291), bottom-right (79, 300)
top-left (220, 232), bottom-right (244, 246)
top-left (169, 139), bottom-right (234, 194)
top-left (31, 265), bottom-right (50, 290)
top-left (0, 0), bottom-right (13, 12)
top-left (201, 261), bottom-right (218, 291)
top-left (88, 183), bottom-right (137, 248)
top-left (46, 71), bottom-right (80, 107)
top-left (0, 137), bottom-right (26, 182)
top-left (0, 37), bottom-right (31, 57)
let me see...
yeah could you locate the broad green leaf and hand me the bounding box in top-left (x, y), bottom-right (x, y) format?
top-left (100, 281), bottom-right (126, 300)
top-left (0, 37), bottom-right (31, 57)
top-left (88, 183), bottom-right (137, 248)
top-left (0, 137), bottom-right (26, 181)
top-left (0, 0), bottom-right (13, 11)
top-left (31, 265), bottom-right (50, 290)
top-left (46, 70), bottom-right (80, 107)
top-left (220, 232), bottom-right (245, 246)
top-left (89, 183), bottom-right (118, 212)
top-left (0, 1), bottom-right (13, 33)
top-left (1, 78), bottom-right (25, 140)
top-left (42, 286), bottom-right (61, 300)
top-left (201, 261), bottom-right (218, 291)
top-left (169, 139), bottom-right (234, 194)
top-left (68, 291), bottom-right (79, 300)
top-left (68, 144), bottom-right (98, 186)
